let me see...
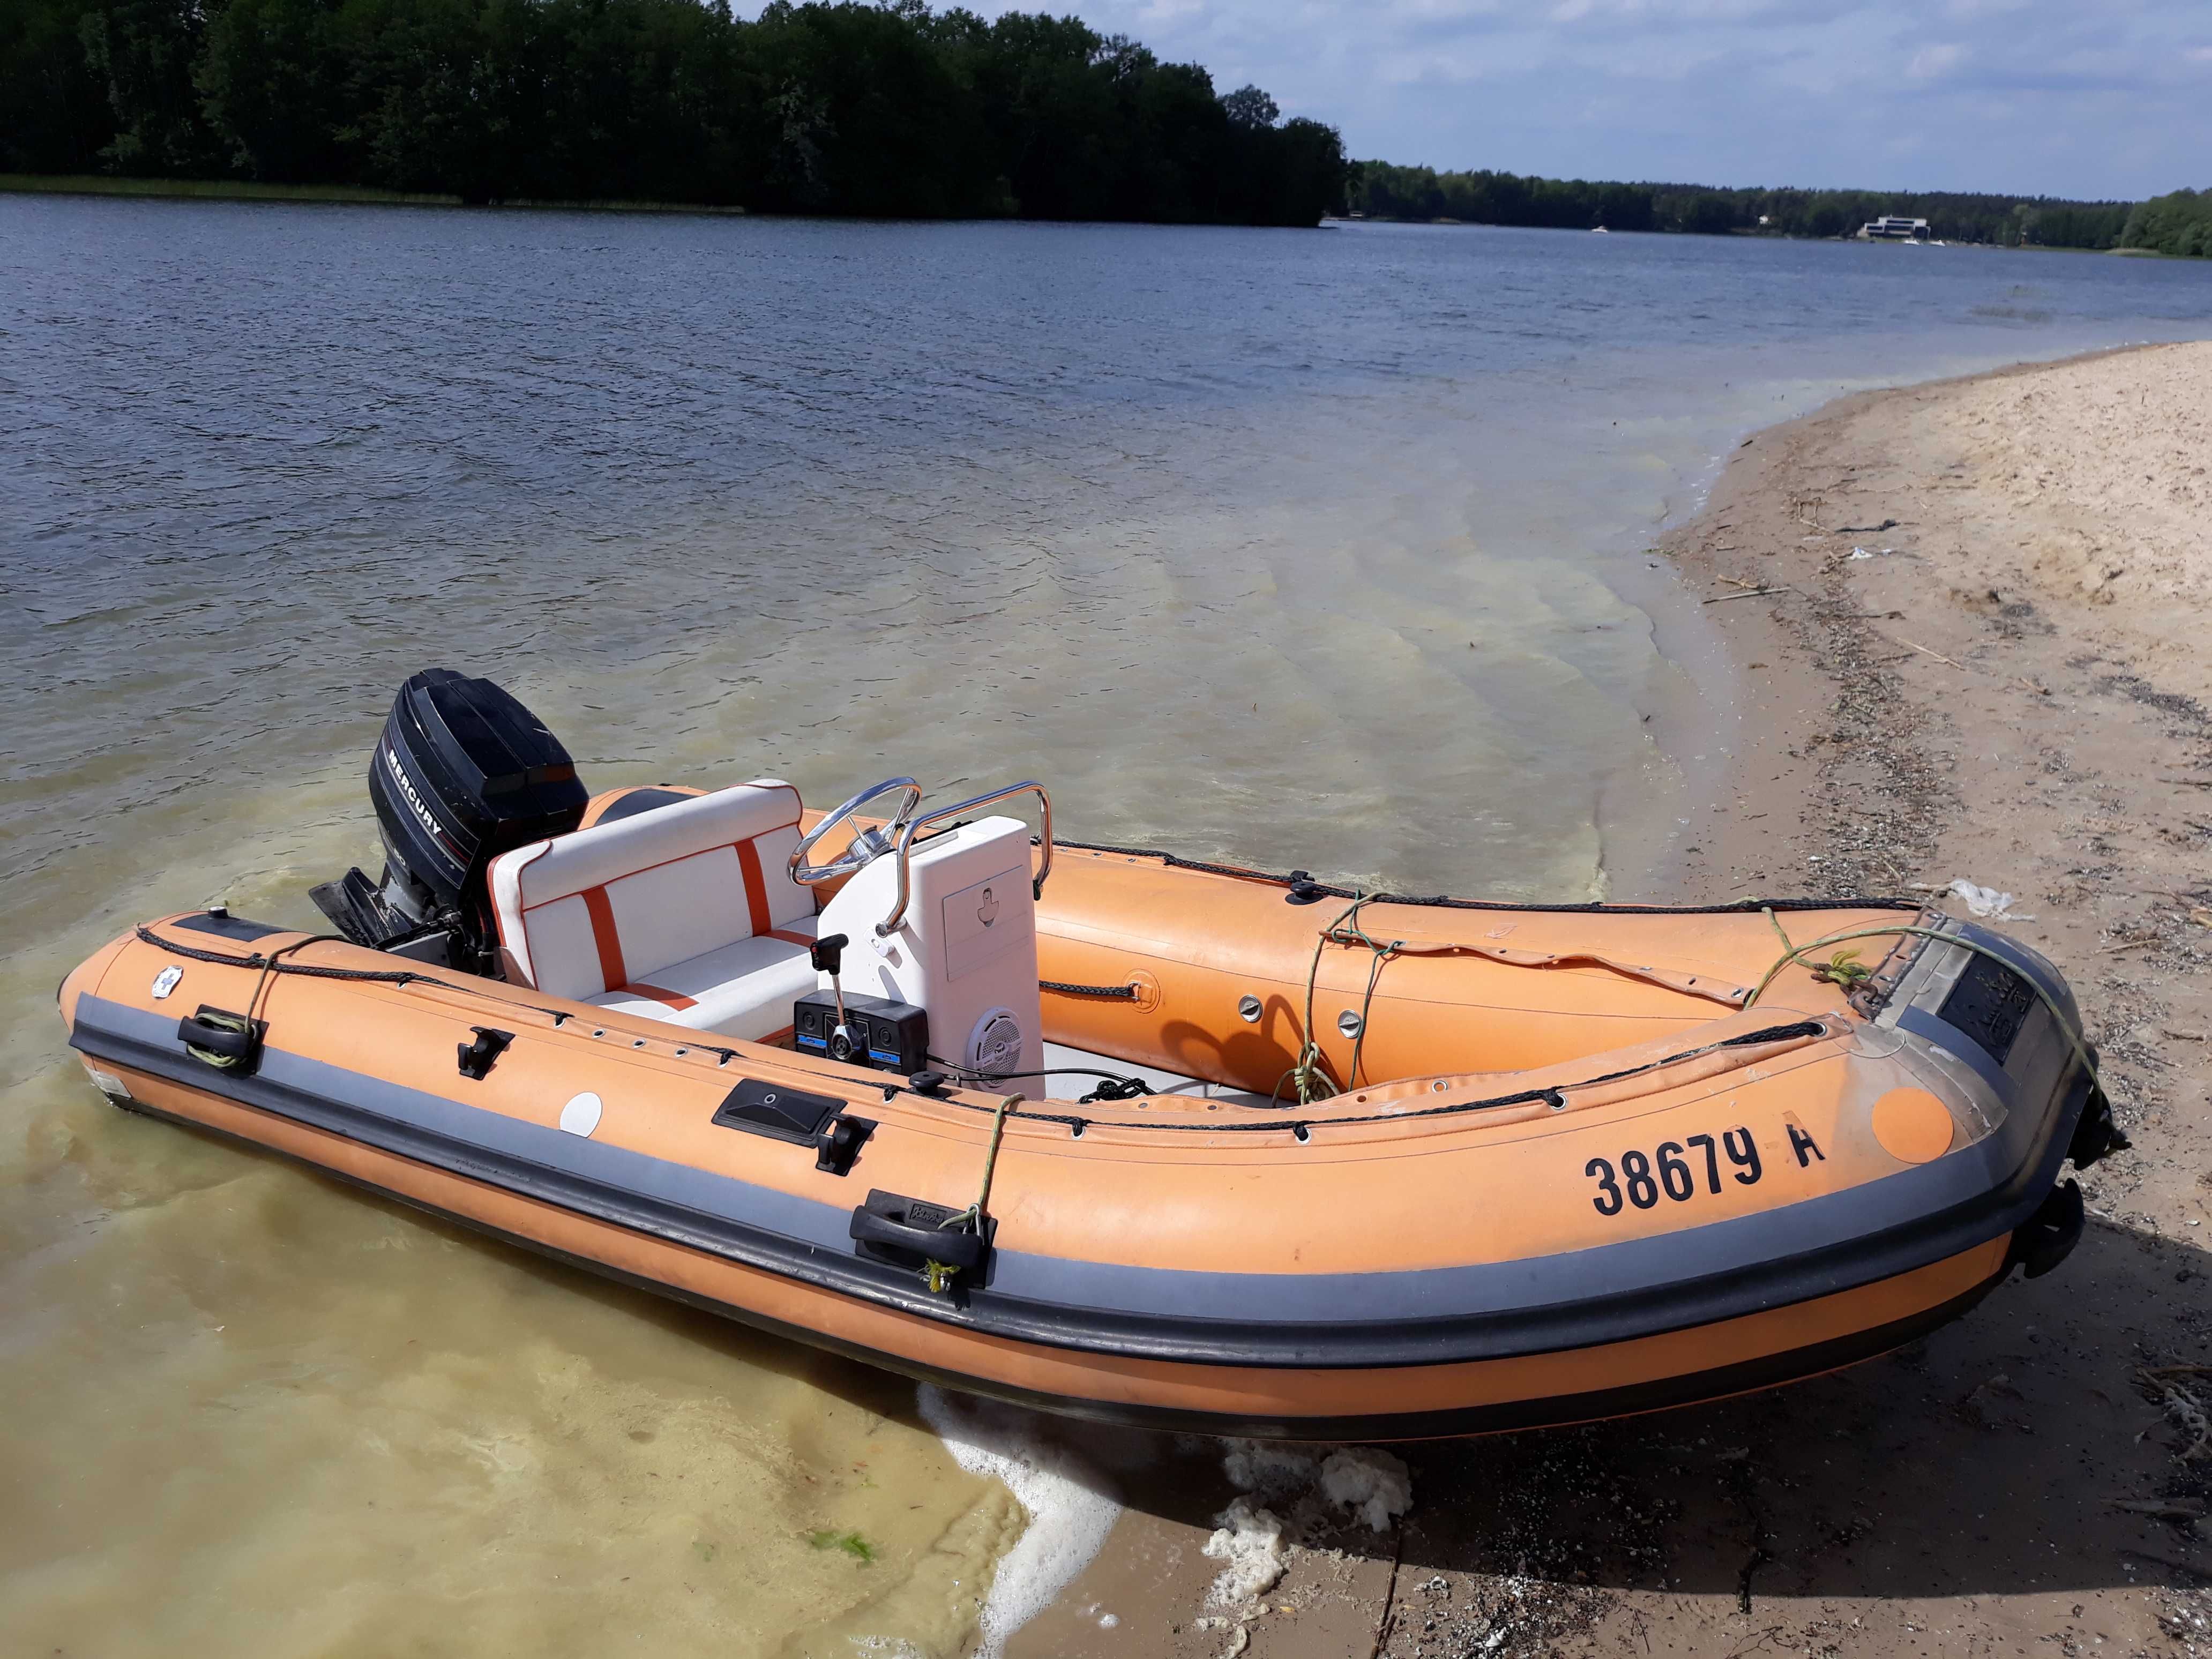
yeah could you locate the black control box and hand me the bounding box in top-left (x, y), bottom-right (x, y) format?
top-left (794, 990), bottom-right (930, 1074)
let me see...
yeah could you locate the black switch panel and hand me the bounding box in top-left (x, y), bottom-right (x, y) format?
top-left (793, 990), bottom-right (930, 1074)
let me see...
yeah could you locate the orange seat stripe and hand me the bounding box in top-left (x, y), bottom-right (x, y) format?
top-left (579, 885), bottom-right (627, 992)
top-left (735, 839), bottom-right (777, 937)
top-left (619, 982), bottom-right (698, 1011)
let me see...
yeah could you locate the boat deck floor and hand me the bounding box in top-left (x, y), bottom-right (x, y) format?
top-left (1041, 1040), bottom-right (1276, 1110)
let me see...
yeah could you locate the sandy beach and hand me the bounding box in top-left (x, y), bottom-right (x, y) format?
top-left (999, 342), bottom-right (2212, 1659)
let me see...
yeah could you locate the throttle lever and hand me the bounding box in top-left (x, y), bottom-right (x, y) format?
top-left (810, 933), bottom-right (857, 1062)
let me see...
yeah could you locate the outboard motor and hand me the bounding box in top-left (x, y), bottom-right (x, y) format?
top-left (311, 670), bottom-right (588, 973)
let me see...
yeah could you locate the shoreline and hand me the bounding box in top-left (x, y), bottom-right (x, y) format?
top-left (1619, 375), bottom-right (1970, 907)
top-left (1605, 346), bottom-right (2121, 901)
top-left (1006, 340), bottom-right (2212, 1659)
top-left (1325, 214), bottom-right (2170, 256)
top-left (0, 173), bottom-right (749, 215)
top-left (13, 180), bottom-right (2188, 257)
top-left (1658, 341), bottom-right (2207, 900)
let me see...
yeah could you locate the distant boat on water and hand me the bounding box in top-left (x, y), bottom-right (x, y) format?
top-left (1590, 225), bottom-right (1609, 234)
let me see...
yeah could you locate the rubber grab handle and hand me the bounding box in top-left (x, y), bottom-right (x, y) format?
top-left (177, 1014), bottom-right (257, 1062)
top-left (848, 1207), bottom-right (987, 1271)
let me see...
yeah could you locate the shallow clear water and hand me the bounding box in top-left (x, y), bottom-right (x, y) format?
top-left (4, 197), bottom-right (2209, 1653)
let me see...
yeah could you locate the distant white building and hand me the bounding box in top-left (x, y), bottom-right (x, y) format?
top-left (1858, 215), bottom-right (1932, 241)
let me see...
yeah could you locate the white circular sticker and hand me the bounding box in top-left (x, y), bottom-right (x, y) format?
top-left (558, 1092), bottom-right (603, 1138)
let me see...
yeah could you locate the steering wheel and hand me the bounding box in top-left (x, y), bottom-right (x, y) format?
top-left (788, 777), bottom-right (924, 886)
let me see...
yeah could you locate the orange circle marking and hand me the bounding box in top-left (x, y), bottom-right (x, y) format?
top-left (1871, 1088), bottom-right (1955, 1164)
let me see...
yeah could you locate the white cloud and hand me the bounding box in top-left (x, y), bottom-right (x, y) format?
top-left (851, 0), bottom-right (2212, 196)
top-left (1905, 41), bottom-right (1966, 79)
top-left (1079, 0), bottom-right (2203, 197)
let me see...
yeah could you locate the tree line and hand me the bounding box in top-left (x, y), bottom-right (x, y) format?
top-left (1340, 161), bottom-right (2149, 249)
top-left (1, 0), bottom-right (1346, 223)
top-left (2120, 189), bottom-right (2212, 259)
top-left (4, 0), bottom-right (2203, 253)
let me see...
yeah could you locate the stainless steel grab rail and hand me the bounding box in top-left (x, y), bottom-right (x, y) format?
top-left (876, 782), bottom-right (1052, 938)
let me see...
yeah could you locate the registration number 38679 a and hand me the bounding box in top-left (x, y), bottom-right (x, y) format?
top-left (1586, 1130), bottom-right (1760, 1216)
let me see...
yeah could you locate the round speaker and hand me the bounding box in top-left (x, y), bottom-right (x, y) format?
top-left (967, 1007), bottom-right (1024, 1078)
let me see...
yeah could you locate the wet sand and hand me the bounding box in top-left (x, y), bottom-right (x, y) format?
top-left (1005, 341), bottom-right (2212, 1659)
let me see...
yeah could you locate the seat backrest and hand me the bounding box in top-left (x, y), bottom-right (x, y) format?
top-left (488, 780), bottom-right (811, 999)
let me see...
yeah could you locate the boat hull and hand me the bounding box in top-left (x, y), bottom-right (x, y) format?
top-left (61, 894), bottom-right (2097, 1438)
top-left (95, 1054), bottom-right (2014, 1439)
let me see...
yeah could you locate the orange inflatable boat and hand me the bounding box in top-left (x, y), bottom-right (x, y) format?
top-left (57, 671), bottom-right (2126, 1438)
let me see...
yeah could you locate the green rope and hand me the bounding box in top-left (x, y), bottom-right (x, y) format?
top-left (1275, 899), bottom-right (1348, 1105)
top-left (1331, 899), bottom-right (1407, 1092)
top-left (922, 1092), bottom-right (1022, 1294)
top-left (1746, 920), bottom-right (2109, 1107)
top-left (1273, 895), bottom-right (1409, 1105)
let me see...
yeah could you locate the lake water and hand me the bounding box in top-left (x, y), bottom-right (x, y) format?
top-left (5, 196), bottom-right (2209, 1655)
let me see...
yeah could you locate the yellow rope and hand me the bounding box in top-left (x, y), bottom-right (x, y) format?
top-left (923, 1091), bottom-right (1022, 1294)
top-left (1268, 898), bottom-right (2104, 1126)
top-left (1745, 921), bottom-right (2108, 1103)
top-left (180, 1008), bottom-right (254, 1069)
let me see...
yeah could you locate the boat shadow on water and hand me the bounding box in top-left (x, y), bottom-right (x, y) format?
top-left (430, 1177), bottom-right (2208, 1617)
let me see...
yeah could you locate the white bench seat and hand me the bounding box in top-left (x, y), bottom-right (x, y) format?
top-left (487, 780), bottom-right (820, 1042)
top-left (588, 926), bottom-right (818, 1041)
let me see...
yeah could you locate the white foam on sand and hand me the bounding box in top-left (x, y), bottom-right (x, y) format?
top-left (1219, 1437), bottom-right (1414, 1533)
top-left (1201, 1496), bottom-right (1289, 1604)
top-left (1219, 1441), bottom-right (1318, 1498)
top-left (916, 1385), bottom-right (1121, 1658)
top-left (1317, 1447), bottom-right (1412, 1532)
top-left (1201, 1440), bottom-right (1411, 1610)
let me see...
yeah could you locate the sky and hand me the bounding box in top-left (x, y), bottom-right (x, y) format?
top-left (1035, 1), bottom-right (2212, 200)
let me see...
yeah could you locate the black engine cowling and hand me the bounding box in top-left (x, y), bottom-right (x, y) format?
top-left (312, 670), bottom-right (587, 973)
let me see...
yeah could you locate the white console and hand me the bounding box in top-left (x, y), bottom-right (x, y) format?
top-left (814, 815), bottom-right (1043, 1092)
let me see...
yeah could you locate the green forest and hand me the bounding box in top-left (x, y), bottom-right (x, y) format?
top-left (2120, 189), bottom-right (2212, 258)
top-left (0, 0), bottom-right (1346, 222)
top-left (1342, 161), bottom-right (2153, 251)
top-left (2, 0), bottom-right (2205, 252)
